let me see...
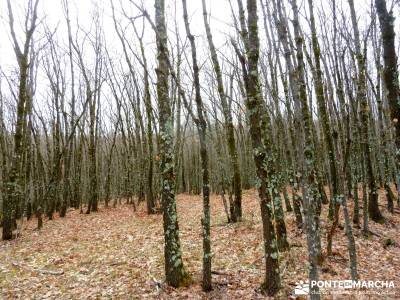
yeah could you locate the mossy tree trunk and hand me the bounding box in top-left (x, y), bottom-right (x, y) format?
top-left (233, 0), bottom-right (281, 295)
top-left (155, 0), bottom-right (190, 288)
top-left (202, 0), bottom-right (242, 222)
top-left (348, 0), bottom-right (384, 223)
top-left (3, 0), bottom-right (39, 240)
top-left (375, 0), bottom-right (400, 202)
top-left (182, 0), bottom-right (212, 290)
top-left (291, 0), bottom-right (322, 297)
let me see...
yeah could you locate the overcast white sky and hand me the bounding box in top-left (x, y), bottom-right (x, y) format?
top-left (0, 0), bottom-right (394, 127)
top-left (0, 1), bottom-right (234, 111)
top-left (0, 0), bottom-right (376, 70)
top-left (0, 0), bottom-right (234, 70)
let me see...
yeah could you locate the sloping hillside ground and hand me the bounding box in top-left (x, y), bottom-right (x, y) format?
top-left (1, 188), bottom-right (399, 299)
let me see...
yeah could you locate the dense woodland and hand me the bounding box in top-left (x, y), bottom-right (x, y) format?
top-left (1, 0), bottom-right (400, 298)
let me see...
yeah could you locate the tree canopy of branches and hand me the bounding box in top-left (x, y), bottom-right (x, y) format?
top-left (1, 0), bottom-right (399, 297)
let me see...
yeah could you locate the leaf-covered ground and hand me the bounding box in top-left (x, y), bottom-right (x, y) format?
top-left (1, 188), bottom-right (399, 299)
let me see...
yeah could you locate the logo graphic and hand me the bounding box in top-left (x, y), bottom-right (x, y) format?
top-left (344, 280), bottom-right (353, 289)
top-left (292, 279), bottom-right (396, 296)
top-left (294, 280), bottom-right (309, 295)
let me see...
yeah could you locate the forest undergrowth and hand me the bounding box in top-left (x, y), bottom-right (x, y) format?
top-left (1, 188), bottom-right (399, 299)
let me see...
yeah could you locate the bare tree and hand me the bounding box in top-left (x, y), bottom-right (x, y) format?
top-left (3, 0), bottom-right (40, 240)
top-left (155, 0), bottom-right (190, 288)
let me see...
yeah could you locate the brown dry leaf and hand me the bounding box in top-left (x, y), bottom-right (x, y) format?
top-left (0, 188), bottom-right (399, 299)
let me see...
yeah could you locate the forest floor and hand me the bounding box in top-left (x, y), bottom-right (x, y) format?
top-left (1, 188), bottom-right (400, 299)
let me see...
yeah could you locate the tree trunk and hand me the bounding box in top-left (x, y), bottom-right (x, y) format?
top-left (202, 0), bottom-right (242, 222)
top-left (375, 0), bottom-right (400, 189)
top-left (182, 0), bottom-right (212, 290)
top-left (155, 0), bottom-right (190, 288)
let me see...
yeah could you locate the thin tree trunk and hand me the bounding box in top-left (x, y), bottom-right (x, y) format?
top-left (202, 0), bottom-right (242, 222)
top-left (182, 0), bottom-right (211, 290)
top-left (155, 0), bottom-right (190, 288)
